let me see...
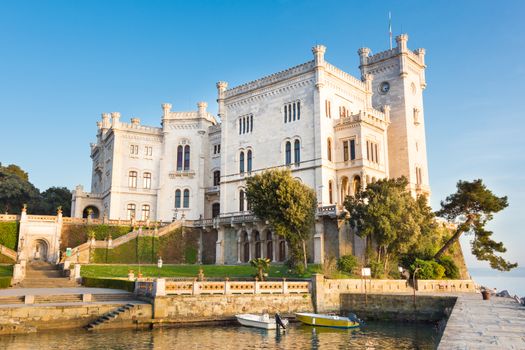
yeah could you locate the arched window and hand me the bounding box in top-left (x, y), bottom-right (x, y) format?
top-left (177, 145), bottom-right (183, 171)
top-left (242, 232), bottom-right (249, 262)
top-left (294, 139), bottom-right (300, 164)
top-left (183, 189), bottom-right (190, 208)
top-left (143, 172), bottom-right (151, 189)
top-left (254, 231), bottom-right (261, 259)
top-left (266, 232), bottom-right (273, 261)
top-left (239, 151), bottom-right (245, 174)
top-left (297, 101), bottom-right (301, 120)
top-left (213, 170), bottom-right (220, 186)
top-left (284, 105), bottom-right (287, 123)
top-left (128, 171), bottom-right (137, 188)
top-left (247, 150), bottom-right (252, 173)
top-left (327, 138), bottom-right (332, 161)
top-left (212, 203), bottom-right (220, 218)
top-left (353, 176), bottom-right (361, 195)
top-left (175, 189), bottom-right (181, 208)
top-left (126, 204), bottom-right (136, 220)
top-left (341, 177), bottom-right (349, 202)
top-left (239, 189), bottom-right (245, 212)
top-left (285, 141), bottom-right (291, 165)
top-left (250, 115), bottom-right (253, 132)
top-left (328, 180), bottom-right (334, 204)
top-left (141, 205), bottom-right (150, 220)
top-left (183, 145), bottom-right (190, 170)
top-left (279, 240), bottom-right (286, 261)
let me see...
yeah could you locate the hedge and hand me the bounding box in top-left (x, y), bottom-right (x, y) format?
top-left (0, 222), bottom-right (19, 250)
top-left (0, 277), bottom-right (11, 289)
top-left (82, 277), bottom-right (135, 292)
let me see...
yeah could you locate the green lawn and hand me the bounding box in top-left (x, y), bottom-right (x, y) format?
top-left (81, 264), bottom-right (321, 279)
top-left (0, 265), bottom-right (13, 277)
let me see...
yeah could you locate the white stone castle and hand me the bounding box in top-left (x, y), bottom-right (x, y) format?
top-left (72, 34), bottom-right (430, 264)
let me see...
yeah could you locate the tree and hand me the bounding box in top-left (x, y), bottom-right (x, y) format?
top-left (1, 163), bottom-right (29, 181)
top-left (0, 166), bottom-right (39, 214)
top-left (35, 187), bottom-right (72, 216)
top-left (434, 179), bottom-right (516, 271)
top-left (250, 258), bottom-right (271, 281)
top-left (245, 169), bottom-right (317, 271)
top-left (344, 177), bottom-right (437, 277)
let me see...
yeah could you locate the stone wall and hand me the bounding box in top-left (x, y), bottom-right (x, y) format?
top-left (152, 294), bottom-right (313, 322)
top-left (340, 294), bottom-right (457, 322)
top-left (0, 303), bottom-right (152, 334)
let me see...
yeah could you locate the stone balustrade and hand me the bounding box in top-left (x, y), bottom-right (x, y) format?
top-left (0, 214), bottom-right (19, 222)
top-left (135, 279), bottom-right (310, 297)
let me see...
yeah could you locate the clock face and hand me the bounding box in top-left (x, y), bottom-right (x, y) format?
top-left (379, 81), bottom-right (390, 94)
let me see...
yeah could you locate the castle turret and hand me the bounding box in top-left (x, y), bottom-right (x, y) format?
top-left (358, 33), bottom-right (430, 197)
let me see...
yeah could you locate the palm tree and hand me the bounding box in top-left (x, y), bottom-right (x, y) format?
top-left (250, 258), bottom-right (271, 281)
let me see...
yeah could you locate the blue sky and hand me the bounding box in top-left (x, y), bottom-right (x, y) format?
top-left (0, 1), bottom-right (523, 268)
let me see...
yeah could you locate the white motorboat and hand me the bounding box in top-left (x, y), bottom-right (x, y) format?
top-left (235, 313), bottom-right (289, 330)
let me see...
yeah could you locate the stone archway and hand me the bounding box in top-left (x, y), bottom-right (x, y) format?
top-left (31, 239), bottom-right (49, 261)
top-left (82, 205), bottom-right (100, 219)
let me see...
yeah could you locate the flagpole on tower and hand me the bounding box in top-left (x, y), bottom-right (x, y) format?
top-left (389, 11), bottom-right (393, 50)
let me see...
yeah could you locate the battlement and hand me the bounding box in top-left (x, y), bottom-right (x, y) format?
top-left (224, 60), bottom-right (315, 98)
top-left (324, 62), bottom-right (366, 90)
top-left (358, 33), bottom-right (425, 67)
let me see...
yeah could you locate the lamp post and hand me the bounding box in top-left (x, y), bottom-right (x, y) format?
top-left (412, 267), bottom-right (421, 308)
top-left (157, 256), bottom-right (163, 279)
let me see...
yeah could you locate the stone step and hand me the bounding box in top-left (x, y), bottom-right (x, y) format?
top-left (0, 296), bottom-right (24, 304)
top-left (34, 295), bottom-right (83, 303)
top-left (25, 271), bottom-right (63, 278)
top-left (92, 294), bottom-right (136, 302)
top-left (86, 304), bottom-right (136, 331)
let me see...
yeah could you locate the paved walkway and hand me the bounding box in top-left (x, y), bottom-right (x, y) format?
top-left (0, 287), bottom-right (130, 297)
top-left (439, 293), bottom-right (525, 349)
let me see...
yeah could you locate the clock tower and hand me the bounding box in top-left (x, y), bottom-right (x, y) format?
top-left (358, 34), bottom-right (430, 197)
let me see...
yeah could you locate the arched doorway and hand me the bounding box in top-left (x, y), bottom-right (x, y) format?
top-left (352, 176), bottom-right (361, 196)
top-left (254, 231), bottom-right (261, 259)
top-left (341, 176), bottom-right (349, 203)
top-left (82, 206), bottom-right (100, 219)
top-left (278, 240), bottom-right (286, 262)
top-left (32, 239), bottom-right (48, 261)
top-left (266, 232), bottom-right (273, 261)
top-left (242, 231), bottom-right (250, 263)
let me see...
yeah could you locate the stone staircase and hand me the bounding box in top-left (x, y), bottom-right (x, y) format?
top-left (16, 261), bottom-right (79, 288)
top-left (85, 303), bottom-right (136, 331)
top-left (0, 292), bottom-right (138, 305)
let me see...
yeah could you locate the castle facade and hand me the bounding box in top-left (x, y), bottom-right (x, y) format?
top-left (72, 34), bottom-right (430, 264)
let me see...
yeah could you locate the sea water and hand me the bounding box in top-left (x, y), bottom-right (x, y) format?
top-left (469, 267), bottom-right (525, 297)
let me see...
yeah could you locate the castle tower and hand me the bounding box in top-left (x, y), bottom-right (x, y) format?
top-left (358, 34), bottom-right (430, 197)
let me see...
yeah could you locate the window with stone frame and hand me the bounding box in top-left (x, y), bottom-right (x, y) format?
top-left (239, 151), bottom-right (245, 174)
top-left (126, 203), bottom-right (136, 220)
top-left (183, 189), bottom-right (190, 208)
top-left (325, 100), bottom-right (332, 118)
top-left (285, 141), bottom-right (292, 165)
top-left (366, 140), bottom-right (379, 163)
top-left (183, 145), bottom-right (190, 170)
top-left (343, 139), bottom-right (356, 161)
top-left (294, 139), bottom-right (301, 165)
top-left (283, 101), bottom-right (301, 123)
top-left (143, 172), bottom-right (152, 189)
top-left (145, 146), bottom-right (153, 156)
top-left (130, 144), bottom-right (139, 155)
top-left (175, 189), bottom-right (181, 208)
top-left (128, 171), bottom-right (137, 188)
top-left (247, 150), bottom-right (253, 173)
top-left (213, 170), bottom-right (221, 186)
top-left (239, 114), bottom-right (254, 134)
top-left (141, 204), bottom-right (150, 220)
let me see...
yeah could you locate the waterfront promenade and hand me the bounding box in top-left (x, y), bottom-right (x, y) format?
top-left (439, 293), bottom-right (525, 349)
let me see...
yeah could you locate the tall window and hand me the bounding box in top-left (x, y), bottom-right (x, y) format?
top-left (145, 146), bottom-right (153, 156)
top-left (126, 204), bottom-right (136, 220)
top-left (284, 101), bottom-right (300, 123)
top-left (143, 172), bottom-right (151, 189)
top-left (239, 190), bottom-right (245, 212)
top-left (239, 115), bottom-right (254, 134)
top-left (175, 189), bottom-right (181, 208)
top-left (285, 141), bottom-right (291, 165)
top-left (213, 170), bottom-right (220, 186)
top-left (141, 205), bottom-right (150, 220)
top-left (416, 167), bottom-right (423, 185)
top-left (294, 139), bottom-right (300, 164)
top-left (183, 189), bottom-right (190, 208)
top-left (325, 100), bottom-right (331, 118)
top-left (183, 145), bottom-right (190, 170)
top-left (239, 151), bottom-right (245, 174)
top-left (328, 181), bottom-right (333, 204)
top-left (177, 145), bottom-right (183, 171)
top-left (247, 150), bottom-right (252, 173)
top-left (327, 138), bottom-right (332, 161)
top-left (130, 144), bottom-right (139, 155)
top-left (212, 203), bottom-right (220, 218)
top-left (343, 139), bottom-right (356, 161)
top-left (128, 171), bottom-right (137, 188)
top-left (366, 141), bottom-right (379, 163)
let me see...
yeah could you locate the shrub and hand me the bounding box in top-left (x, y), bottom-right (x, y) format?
top-left (438, 255), bottom-right (460, 279)
top-left (410, 258), bottom-right (445, 279)
top-left (184, 246), bottom-right (198, 264)
top-left (82, 277), bottom-right (135, 292)
top-left (0, 277), bottom-right (11, 289)
top-left (369, 260), bottom-right (385, 279)
top-left (0, 222), bottom-right (19, 250)
top-left (337, 255), bottom-right (358, 274)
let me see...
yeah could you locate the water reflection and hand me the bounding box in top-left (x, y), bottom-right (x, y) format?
top-left (0, 321), bottom-right (438, 350)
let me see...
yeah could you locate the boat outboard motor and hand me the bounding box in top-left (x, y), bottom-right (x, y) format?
top-left (275, 313), bottom-right (287, 331)
top-left (348, 313), bottom-right (364, 325)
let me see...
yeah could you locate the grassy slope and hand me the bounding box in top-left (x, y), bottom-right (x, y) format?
top-left (0, 265), bottom-right (13, 277)
top-left (81, 264), bottom-right (321, 279)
